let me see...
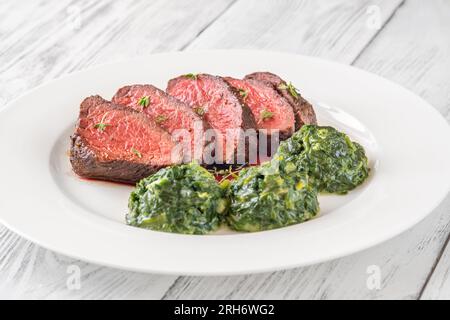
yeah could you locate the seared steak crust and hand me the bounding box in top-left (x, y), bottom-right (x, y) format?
top-left (70, 95), bottom-right (180, 184)
top-left (167, 74), bottom-right (257, 165)
top-left (112, 84), bottom-right (211, 162)
top-left (223, 77), bottom-right (295, 140)
top-left (70, 134), bottom-right (163, 184)
top-left (245, 72), bottom-right (317, 129)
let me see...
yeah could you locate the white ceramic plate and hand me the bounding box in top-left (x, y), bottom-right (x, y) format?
top-left (0, 50), bottom-right (449, 275)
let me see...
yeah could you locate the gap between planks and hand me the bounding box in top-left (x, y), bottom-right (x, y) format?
top-left (350, 0), bottom-right (406, 64)
top-left (418, 234), bottom-right (450, 299)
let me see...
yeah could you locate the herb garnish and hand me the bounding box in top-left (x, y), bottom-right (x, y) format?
top-left (193, 106), bottom-right (205, 116)
top-left (260, 109), bottom-right (274, 121)
top-left (155, 115), bottom-right (168, 124)
top-left (207, 164), bottom-right (246, 182)
top-left (184, 73), bottom-right (198, 80)
top-left (239, 89), bottom-right (248, 99)
top-left (131, 148), bottom-right (142, 158)
top-left (94, 123), bottom-right (110, 132)
top-left (278, 82), bottom-right (299, 100)
top-left (138, 96), bottom-right (150, 108)
top-left (94, 114), bottom-right (110, 132)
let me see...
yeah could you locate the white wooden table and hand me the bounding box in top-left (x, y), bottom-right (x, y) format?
top-left (1, 0), bottom-right (449, 300)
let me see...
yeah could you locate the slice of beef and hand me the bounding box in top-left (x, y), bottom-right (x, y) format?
top-left (70, 95), bottom-right (181, 184)
top-left (223, 77), bottom-right (295, 140)
top-left (244, 72), bottom-right (317, 129)
top-left (112, 84), bottom-right (210, 163)
top-left (167, 74), bottom-right (257, 165)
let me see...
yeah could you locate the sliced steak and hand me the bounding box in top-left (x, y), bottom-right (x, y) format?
top-left (244, 72), bottom-right (317, 129)
top-left (167, 74), bottom-right (257, 165)
top-left (223, 77), bottom-right (295, 140)
top-left (70, 95), bottom-right (181, 184)
top-left (112, 84), bottom-right (210, 162)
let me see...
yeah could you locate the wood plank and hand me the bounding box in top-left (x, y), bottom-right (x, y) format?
top-left (352, 0), bottom-right (450, 120)
top-left (186, 0), bottom-right (404, 63)
top-left (0, 0), bottom-right (236, 105)
top-left (0, 226), bottom-right (177, 299)
top-left (1, 0), bottom-right (448, 300)
top-left (163, 0), bottom-right (450, 300)
top-left (0, 0), bottom-right (235, 299)
top-left (0, 223), bottom-right (180, 298)
top-left (421, 238), bottom-right (450, 300)
top-left (163, 198), bottom-right (450, 299)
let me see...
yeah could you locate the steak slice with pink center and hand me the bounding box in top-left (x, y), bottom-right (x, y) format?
top-left (244, 72), bottom-right (317, 130)
top-left (167, 74), bottom-right (256, 165)
top-left (223, 77), bottom-right (295, 140)
top-left (112, 84), bottom-right (210, 162)
top-left (70, 95), bottom-right (181, 184)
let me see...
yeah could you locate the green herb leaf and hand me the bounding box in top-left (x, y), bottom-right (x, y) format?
top-left (207, 164), bottom-right (246, 183)
top-left (184, 73), bottom-right (198, 80)
top-left (220, 165), bottom-right (243, 182)
top-left (239, 89), bottom-right (248, 99)
top-left (260, 109), bottom-right (274, 121)
top-left (278, 82), bottom-right (299, 99)
top-left (94, 113), bottom-right (110, 132)
top-left (138, 96), bottom-right (150, 108)
top-left (94, 123), bottom-right (109, 132)
top-left (131, 148), bottom-right (142, 158)
top-left (155, 115), bottom-right (168, 124)
top-left (193, 106), bottom-right (205, 116)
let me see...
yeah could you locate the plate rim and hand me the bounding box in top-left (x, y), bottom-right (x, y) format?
top-left (0, 49), bottom-right (449, 275)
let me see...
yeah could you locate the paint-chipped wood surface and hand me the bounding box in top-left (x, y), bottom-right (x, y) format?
top-left (0, 0), bottom-right (449, 299)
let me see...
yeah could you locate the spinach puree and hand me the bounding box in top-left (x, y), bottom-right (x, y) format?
top-left (126, 125), bottom-right (370, 234)
top-left (127, 162), bottom-right (228, 234)
top-left (227, 162), bottom-right (319, 232)
top-left (276, 125), bottom-right (369, 194)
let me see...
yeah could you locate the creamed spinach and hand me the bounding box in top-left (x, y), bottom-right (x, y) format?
top-left (276, 125), bottom-right (369, 194)
top-left (227, 162), bottom-right (319, 232)
top-left (127, 162), bottom-right (228, 234)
